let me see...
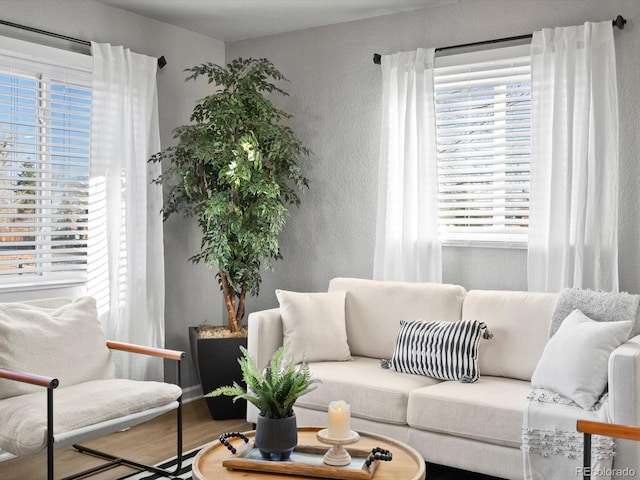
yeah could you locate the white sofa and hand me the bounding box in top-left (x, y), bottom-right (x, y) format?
top-left (247, 277), bottom-right (640, 479)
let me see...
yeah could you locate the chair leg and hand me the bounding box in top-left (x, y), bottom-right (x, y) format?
top-left (583, 432), bottom-right (592, 480)
top-left (65, 445), bottom-right (177, 479)
top-left (174, 361), bottom-right (184, 473)
top-left (65, 399), bottom-right (184, 480)
top-left (47, 387), bottom-right (55, 480)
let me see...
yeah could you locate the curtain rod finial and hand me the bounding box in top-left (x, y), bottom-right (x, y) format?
top-left (613, 15), bottom-right (627, 30)
top-left (373, 53), bottom-right (381, 65)
top-left (157, 55), bottom-right (167, 69)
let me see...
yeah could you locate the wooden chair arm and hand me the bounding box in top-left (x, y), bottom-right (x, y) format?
top-left (0, 367), bottom-right (58, 388)
top-left (106, 340), bottom-right (185, 361)
top-left (577, 420), bottom-right (640, 441)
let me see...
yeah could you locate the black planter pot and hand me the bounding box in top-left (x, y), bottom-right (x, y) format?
top-left (188, 326), bottom-right (247, 420)
top-left (255, 414), bottom-right (298, 460)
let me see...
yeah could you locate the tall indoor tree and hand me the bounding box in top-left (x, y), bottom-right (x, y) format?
top-left (152, 58), bottom-right (310, 333)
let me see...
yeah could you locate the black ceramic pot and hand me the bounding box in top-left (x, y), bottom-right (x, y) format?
top-left (255, 414), bottom-right (298, 460)
top-left (188, 327), bottom-right (247, 420)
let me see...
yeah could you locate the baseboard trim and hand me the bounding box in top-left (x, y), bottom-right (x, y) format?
top-left (0, 450), bottom-right (16, 462)
top-left (181, 384), bottom-right (203, 404)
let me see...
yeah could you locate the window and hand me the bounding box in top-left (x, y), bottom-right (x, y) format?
top-left (0, 37), bottom-right (92, 289)
top-left (434, 44), bottom-right (531, 246)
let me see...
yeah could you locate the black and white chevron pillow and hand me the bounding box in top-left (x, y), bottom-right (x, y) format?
top-left (384, 319), bottom-right (492, 383)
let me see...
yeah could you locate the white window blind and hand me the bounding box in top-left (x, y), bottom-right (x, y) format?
top-left (434, 44), bottom-right (531, 246)
top-left (0, 39), bottom-right (92, 288)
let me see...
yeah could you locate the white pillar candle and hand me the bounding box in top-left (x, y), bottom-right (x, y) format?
top-left (328, 400), bottom-right (351, 438)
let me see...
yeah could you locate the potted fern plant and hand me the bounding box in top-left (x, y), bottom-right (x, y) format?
top-left (151, 57), bottom-right (310, 419)
top-left (208, 346), bottom-right (318, 460)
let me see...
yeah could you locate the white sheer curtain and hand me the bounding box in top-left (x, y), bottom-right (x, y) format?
top-left (88, 43), bottom-right (165, 381)
top-left (373, 48), bottom-right (442, 282)
top-left (528, 22), bottom-right (619, 292)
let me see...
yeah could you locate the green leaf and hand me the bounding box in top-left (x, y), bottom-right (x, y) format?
top-left (205, 346), bottom-right (318, 419)
top-left (150, 57), bottom-right (311, 330)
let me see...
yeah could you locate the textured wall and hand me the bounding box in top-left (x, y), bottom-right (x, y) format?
top-left (3, 0), bottom-right (640, 391)
top-left (227, 0), bottom-right (640, 317)
top-left (0, 0), bottom-right (225, 387)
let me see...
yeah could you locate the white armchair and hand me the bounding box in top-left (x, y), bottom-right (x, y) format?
top-left (0, 297), bottom-right (184, 480)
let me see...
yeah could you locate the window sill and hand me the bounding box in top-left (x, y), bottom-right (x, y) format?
top-left (0, 277), bottom-right (87, 293)
top-left (442, 239), bottom-right (528, 250)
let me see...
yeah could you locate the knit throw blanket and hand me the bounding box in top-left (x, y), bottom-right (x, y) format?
top-left (522, 288), bottom-right (640, 480)
top-left (549, 288), bottom-right (640, 337)
top-left (522, 390), bottom-right (614, 480)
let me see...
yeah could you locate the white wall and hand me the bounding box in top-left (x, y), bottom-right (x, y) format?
top-left (0, 0), bottom-right (225, 387)
top-left (2, 0), bottom-right (640, 391)
top-left (227, 0), bottom-right (640, 318)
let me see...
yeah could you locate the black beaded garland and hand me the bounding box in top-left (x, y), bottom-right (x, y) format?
top-left (219, 431), bottom-right (250, 454)
top-left (364, 447), bottom-right (393, 467)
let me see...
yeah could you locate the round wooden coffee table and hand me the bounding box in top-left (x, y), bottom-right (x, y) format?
top-left (193, 426), bottom-right (425, 480)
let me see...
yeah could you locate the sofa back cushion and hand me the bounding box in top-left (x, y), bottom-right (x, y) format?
top-left (328, 277), bottom-right (467, 359)
top-left (0, 296), bottom-right (115, 399)
top-left (462, 290), bottom-right (557, 381)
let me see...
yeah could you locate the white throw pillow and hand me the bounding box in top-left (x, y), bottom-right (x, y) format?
top-left (0, 297), bottom-right (115, 400)
top-left (276, 289), bottom-right (351, 364)
top-left (531, 309), bottom-right (632, 409)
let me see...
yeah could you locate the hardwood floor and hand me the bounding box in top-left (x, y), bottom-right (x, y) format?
top-left (1, 399), bottom-right (505, 480)
top-left (0, 399), bottom-right (251, 480)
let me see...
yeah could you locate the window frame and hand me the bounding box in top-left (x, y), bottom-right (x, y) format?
top-left (0, 36), bottom-right (92, 291)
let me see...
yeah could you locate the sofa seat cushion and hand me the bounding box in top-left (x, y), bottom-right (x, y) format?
top-left (296, 356), bottom-right (441, 425)
top-left (407, 376), bottom-right (531, 448)
top-left (0, 378), bottom-right (182, 457)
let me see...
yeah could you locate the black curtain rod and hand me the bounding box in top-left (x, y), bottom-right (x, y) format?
top-left (0, 19), bottom-right (167, 69)
top-left (373, 15), bottom-right (627, 65)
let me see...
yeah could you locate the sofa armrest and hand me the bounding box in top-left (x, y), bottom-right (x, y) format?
top-left (247, 308), bottom-right (283, 424)
top-left (247, 308), bottom-right (283, 372)
top-left (608, 334), bottom-right (640, 472)
top-left (609, 334), bottom-right (640, 426)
